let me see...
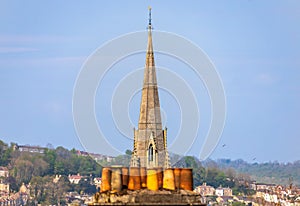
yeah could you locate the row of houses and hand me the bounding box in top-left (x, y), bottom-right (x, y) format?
top-left (12, 144), bottom-right (115, 163)
top-left (194, 183), bottom-right (232, 197)
top-left (194, 182), bottom-right (300, 205)
top-left (13, 144), bottom-right (47, 153)
top-left (0, 184), bottom-right (29, 205)
top-left (0, 167), bottom-right (9, 197)
top-left (76, 150), bottom-right (115, 162)
top-left (54, 174), bottom-right (102, 188)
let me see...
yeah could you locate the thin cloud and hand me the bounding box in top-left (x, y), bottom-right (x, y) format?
top-left (0, 56), bottom-right (87, 69)
top-left (0, 47), bottom-right (39, 53)
top-left (256, 73), bottom-right (277, 85)
top-left (0, 34), bottom-right (81, 44)
top-left (44, 101), bottom-right (65, 114)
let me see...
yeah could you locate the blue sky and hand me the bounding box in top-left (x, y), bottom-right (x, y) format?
top-left (0, 1), bottom-right (299, 162)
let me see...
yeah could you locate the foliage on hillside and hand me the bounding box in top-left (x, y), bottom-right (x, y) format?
top-left (0, 140), bottom-right (102, 193)
top-left (215, 159), bottom-right (300, 186)
top-left (0, 140), bottom-right (13, 166)
top-left (173, 156), bottom-right (255, 196)
top-left (27, 175), bottom-right (97, 205)
top-left (1, 139), bottom-right (299, 197)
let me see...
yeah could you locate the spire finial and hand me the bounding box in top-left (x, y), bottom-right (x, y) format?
top-left (148, 6), bottom-right (152, 26)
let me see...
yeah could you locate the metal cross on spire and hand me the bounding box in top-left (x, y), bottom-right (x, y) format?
top-left (148, 6), bottom-right (152, 26)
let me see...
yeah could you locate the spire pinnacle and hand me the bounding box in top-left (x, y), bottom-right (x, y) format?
top-left (148, 6), bottom-right (152, 27)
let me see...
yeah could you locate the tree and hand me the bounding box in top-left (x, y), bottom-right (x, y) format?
top-left (54, 160), bottom-right (66, 175)
top-left (46, 143), bottom-right (54, 150)
top-left (55, 146), bottom-right (72, 159)
top-left (30, 176), bottom-right (47, 204)
top-left (112, 154), bottom-right (131, 167)
top-left (0, 140), bottom-right (12, 166)
top-left (74, 178), bottom-right (97, 195)
top-left (10, 152), bottom-right (49, 186)
top-left (125, 149), bottom-right (132, 155)
top-left (43, 149), bottom-right (57, 174)
top-left (193, 167), bottom-right (206, 187)
top-left (30, 175), bottom-right (70, 206)
top-left (225, 168), bottom-right (236, 181)
top-left (14, 159), bottom-right (34, 185)
top-left (172, 156), bottom-right (202, 168)
top-left (45, 175), bottom-right (70, 205)
top-left (6, 176), bottom-right (18, 192)
top-left (184, 156), bottom-right (200, 168)
top-left (205, 168), bottom-right (220, 188)
top-left (32, 157), bottom-right (49, 176)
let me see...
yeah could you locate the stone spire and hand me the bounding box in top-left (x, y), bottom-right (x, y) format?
top-left (138, 7), bottom-right (162, 131)
top-left (131, 7), bottom-right (170, 168)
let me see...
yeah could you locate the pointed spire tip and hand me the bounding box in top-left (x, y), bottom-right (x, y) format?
top-left (148, 6), bottom-right (152, 26)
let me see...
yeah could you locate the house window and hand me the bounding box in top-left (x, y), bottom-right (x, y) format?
top-left (149, 144), bottom-right (153, 162)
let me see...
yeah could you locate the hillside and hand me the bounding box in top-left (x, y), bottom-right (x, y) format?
top-left (1, 139), bottom-right (299, 188)
top-left (214, 159), bottom-right (300, 186)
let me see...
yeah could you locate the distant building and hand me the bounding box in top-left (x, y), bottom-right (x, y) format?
top-left (19, 183), bottom-right (29, 205)
top-left (255, 183), bottom-right (276, 191)
top-left (223, 187), bottom-right (233, 196)
top-left (0, 167), bottom-right (11, 202)
top-left (53, 175), bottom-right (61, 183)
top-left (76, 150), bottom-right (89, 156)
top-left (0, 167), bottom-right (9, 178)
top-left (19, 183), bottom-right (28, 195)
top-left (93, 177), bottom-right (101, 189)
top-left (0, 181), bottom-right (9, 194)
top-left (76, 150), bottom-right (115, 162)
top-left (215, 186), bottom-right (232, 196)
top-left (216, 196), bottom-right (234, 204)
top-left (249, 181), bottom-right (256, 190)
top-left (194, 183), bottom-right (215, 196)
top-left (264, 192), bottom-right (278, 203)
top-left (15, 144), bottom-right (47, 153)
top-left (105, 156), bottom-right (114, 163)
top-left (69, 174), bottom-right (82, 184)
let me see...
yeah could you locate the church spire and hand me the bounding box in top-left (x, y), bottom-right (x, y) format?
top-left (138, 6), bottom-right (161, 133)
top-left (131, 8), bottom-right (169, 168)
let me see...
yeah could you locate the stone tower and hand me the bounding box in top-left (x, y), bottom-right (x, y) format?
top-left (130, 7), bottom-right (170, 169)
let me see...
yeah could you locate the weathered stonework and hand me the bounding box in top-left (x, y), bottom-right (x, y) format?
top-left (90, 189), bottom-right (205, 205)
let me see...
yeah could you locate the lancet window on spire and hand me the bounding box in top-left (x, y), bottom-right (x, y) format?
top-left (149, 144), bottom-right (154, 162)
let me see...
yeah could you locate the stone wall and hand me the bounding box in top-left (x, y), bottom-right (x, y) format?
top-left (90, 189), bottom-right (205, 205)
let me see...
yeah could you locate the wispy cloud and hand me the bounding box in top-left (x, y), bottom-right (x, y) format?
top-left (0, 47), bottom-right (39, 53)
top-left (256, 73), bottom-right (277, 85)
top-left (44, 101), bottom-right (65, 114)
top-left (0, 55), bottom-right (87, 69)
top-left (42, 100), bottom-right (71, 120)
top-left (0, 34), bottom-right (80, 44)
